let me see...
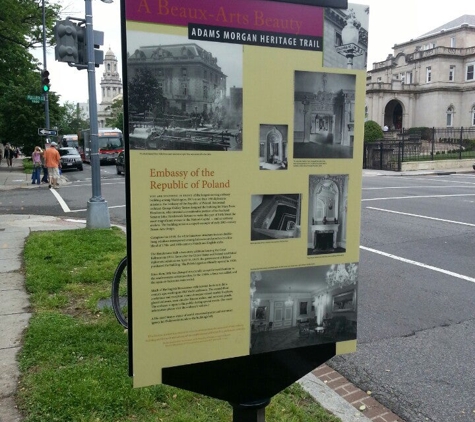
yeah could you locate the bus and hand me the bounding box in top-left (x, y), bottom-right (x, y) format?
top-left (80, 128), bottom-right (123, 164)
top-left (61, 134), bottom-right (79, 148)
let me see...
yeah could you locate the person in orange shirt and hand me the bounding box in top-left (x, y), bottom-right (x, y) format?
top-left (43, 142), bottom-right (61, 189)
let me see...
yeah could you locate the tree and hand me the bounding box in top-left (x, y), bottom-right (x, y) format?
top-left (105, 97), bottom-right (123, 130)
top-left (128, 68), bottom-right (165, 115)
top-left (0, 0), bottom-right (61, 153)
top-left (364, 120), bottom-right (384, 142)
top-left (56, 101), bottom-right (89, 136)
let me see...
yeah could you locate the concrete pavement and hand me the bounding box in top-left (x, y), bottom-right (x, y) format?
top-left (4, 156), bottom-right (472, 421)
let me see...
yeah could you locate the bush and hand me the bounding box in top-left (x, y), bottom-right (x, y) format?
top-left (407, 127), bottom-right (432, 140)
top-left (364, 120), bottom-right (384, 142)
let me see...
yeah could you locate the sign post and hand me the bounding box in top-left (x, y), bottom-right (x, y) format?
top-left (121, 0), bottom-right (367, 418)
top-left (38, 128), bottom-right (58, 136)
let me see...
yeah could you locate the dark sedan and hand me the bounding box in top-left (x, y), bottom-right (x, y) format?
top-left (59, 147), bottom-right (83, 171)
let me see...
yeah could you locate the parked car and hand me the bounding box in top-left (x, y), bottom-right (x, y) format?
top-left (116, 150), bottom-right (125, 175)
top-left (59, 147), bottom-right (83, 171)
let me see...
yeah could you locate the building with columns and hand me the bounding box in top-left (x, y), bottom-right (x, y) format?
top-left (366, 15), bottom-right (475, 130)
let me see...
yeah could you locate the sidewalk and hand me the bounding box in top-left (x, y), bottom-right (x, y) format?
top-left (4, 157), bottom-right (463, 421)
top-left (0, 157), bottom-right (69, 190)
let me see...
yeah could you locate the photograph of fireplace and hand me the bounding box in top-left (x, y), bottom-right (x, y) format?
top-left (293, 71), bottom-right (356, 159)
top-left (307, 174), bottom-right (349, 255)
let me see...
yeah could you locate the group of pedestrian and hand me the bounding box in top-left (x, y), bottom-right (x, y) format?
top-left (30, 142), bottom-right (62, 189)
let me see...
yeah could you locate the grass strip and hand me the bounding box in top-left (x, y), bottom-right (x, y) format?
top-left (18, 228), bottom-right (341, 422)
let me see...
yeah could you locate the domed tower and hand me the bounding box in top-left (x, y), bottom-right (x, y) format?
top-left (100, 48), bottom-right (122, 106)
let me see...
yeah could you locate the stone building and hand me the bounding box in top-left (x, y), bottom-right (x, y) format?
top-left (127, 43), bottom-right (228, 115)
top-left (366, 15), bottom-right (475, 130)
top-left (98, 48), bottom-right (123, 128)
top-left (78, 47), bottom-right (123, 128)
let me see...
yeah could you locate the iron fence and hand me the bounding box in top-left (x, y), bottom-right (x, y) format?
top-left (363, 127), bottom-right (475, 171)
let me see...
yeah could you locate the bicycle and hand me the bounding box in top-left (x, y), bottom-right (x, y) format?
top-left (111, 256), bottom-right (128, 329)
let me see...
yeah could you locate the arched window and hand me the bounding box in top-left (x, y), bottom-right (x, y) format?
top-left (446, 106), bottom-right (454, 127)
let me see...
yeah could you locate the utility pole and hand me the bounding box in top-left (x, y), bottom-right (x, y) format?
top-left (42, 0), bottom-right (50, 129)
top-left (84, 0), bottom-right (111, 229)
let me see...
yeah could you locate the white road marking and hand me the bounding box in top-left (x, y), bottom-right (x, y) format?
top-left (50, 188), bottom-right (71, 212)
top-left (360, 246), bottom-right (475, 284)
top-left (363, 185), bottom-right (475, 190)
top-left (69, 204), bottom-right (125, 213)
top-left (365, 207), bottom-right (475, 227)
top-left (362, 193), bottom-right (475, 201)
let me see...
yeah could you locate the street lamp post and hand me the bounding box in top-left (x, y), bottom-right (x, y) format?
top-left (85, 0), bottom-right (112, 229)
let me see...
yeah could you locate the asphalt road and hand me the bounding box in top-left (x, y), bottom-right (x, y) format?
top-left (1, 168), bottom-right (474, 421)
top-left (330, 173), bottom-right (475, 422)
top-left (0, 163), bottom-right (126, 226)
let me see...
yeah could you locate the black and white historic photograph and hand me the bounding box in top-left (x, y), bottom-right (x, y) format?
top-left (126, 32), bottom-right (243, 151)
top-left (323, 4), bottom-right (369, 70)
top-left (259, 125), bottom-right (288, 170)
top-left (308, 174), bottom-right (349, 255)
top-left (251, 194), bottom-right (301, 241)
top-left (294, 71), bottom-right (356, 159)
top-left (249, 264), bottom-right (358, 354)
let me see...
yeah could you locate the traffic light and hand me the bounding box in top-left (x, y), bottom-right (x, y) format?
top-left (41, 70), bottom-right (50, 93)
top-left (54, 20), bottom-right (79, 63)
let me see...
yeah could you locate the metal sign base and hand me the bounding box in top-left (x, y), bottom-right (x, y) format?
top-left (231, 399), bottom-right (270, 422)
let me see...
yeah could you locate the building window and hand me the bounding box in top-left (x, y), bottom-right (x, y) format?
top-left (203, 85), bottom-right (208, 100)
top-left (335, 32), bottom-right (342, 47)
top-left (377, 77), bottom-right (382, 82)
top-left (426, 66), bottom-right (432, 83)
top-left (450, 37), bottom-right (456, 48)
top-left (204, 70), bottom-right (207, 80)
top-left (182, 83), bottom-right (187, 96)
top-left (449, 65), bottom-right (455, 81)
top-left (182, 68), bottom-right (187, 77)
top-left (406, 71), bottom-right (413, 84)
top-left (471, 106), bottom-right (475, 126)
top-left (466, 64), bottom-right (474, 80)
top-left (446, 106), bottom-right (454, 127)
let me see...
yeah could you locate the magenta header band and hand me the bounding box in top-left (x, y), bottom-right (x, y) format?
top-left (126, 0), bottom-right (324, 37)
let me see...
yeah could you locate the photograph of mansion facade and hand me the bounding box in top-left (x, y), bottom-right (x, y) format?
top-left (366, 15), bottom-right (475, 130)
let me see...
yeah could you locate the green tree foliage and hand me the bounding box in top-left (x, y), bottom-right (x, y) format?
top-left (56, 102), bottom-right (89, 136)
top-left (0, 0), bottom-right (61, 153)
top-left (364, 120), bottom-right (384, 142)
top-left (105, 97), bottom-right (123, 130)
top-left (128, 68), bottom-right (165, 115)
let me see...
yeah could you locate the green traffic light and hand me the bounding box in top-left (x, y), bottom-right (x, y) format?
top-left (42, 85), bottom-right (50, 93)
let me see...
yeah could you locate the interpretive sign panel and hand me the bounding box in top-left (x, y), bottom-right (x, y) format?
top-left (122, 0), bottom-right (368, 391)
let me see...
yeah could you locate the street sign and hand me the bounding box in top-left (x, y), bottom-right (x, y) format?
top-left (27, 95), bottom-right (45, 103)
top-left (38, 128), bottom-right (58, 136)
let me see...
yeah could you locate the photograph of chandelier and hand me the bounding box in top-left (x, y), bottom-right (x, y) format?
top-left (326, 263), bottom-right (358, 288)
top-left (249, 265), bottom-right (358, 355)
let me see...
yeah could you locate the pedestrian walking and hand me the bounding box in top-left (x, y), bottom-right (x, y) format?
top-left (31, 146), bottom-right (43, 186)
top-left (4, 143), bottom-right (14, 167)
top-left (43, 142), bottom-right (61, 189)
top-left (41, 153), bottom-right (49, 183)
top-left (0, 142), bottom-right (4, 166)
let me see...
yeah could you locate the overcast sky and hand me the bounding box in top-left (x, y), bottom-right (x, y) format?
top-left (32, 0), bottom-right (473, 105)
